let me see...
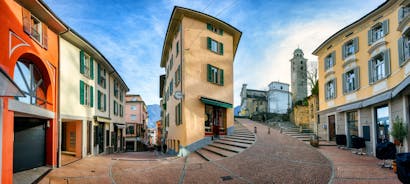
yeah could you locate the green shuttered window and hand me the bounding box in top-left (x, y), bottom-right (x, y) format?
top-left (207, 37), bottom-right (224, 55)
top-left (207, 64), bottom-right (224, 86)
top-left (80, 50), bottom-right (85, 74)
top-left (80, 80), bottom-right (84, 104)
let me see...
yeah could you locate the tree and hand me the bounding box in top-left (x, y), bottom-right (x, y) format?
top-left (307, 61), bottom-right (318, 96)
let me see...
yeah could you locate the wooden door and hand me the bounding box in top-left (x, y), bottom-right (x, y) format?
top-left (328, 115), bottom-right (336, 141)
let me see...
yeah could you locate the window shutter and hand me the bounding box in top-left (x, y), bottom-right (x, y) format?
top-left (97, 63), bottom-right (101, 83)
top-left (207, 37), bottom-right (212, 50)
top-left (178, 65), bottom-right (181, 84)
top-left (90, 57), bottom-right (94, 79)
top-left (354, 67), bottom-right (360, 90)
top-left (220, 69), bottom-right (224, 85)
top-left (104, 94), bottom-right (106, 111)
top-left (22, 8), bottom-right (31, 34)
top-left (80, 50), bottom-right (85, 74)
top-left (342, 44), bottom-right (346, 60)
top-left (384, 49), bottom-right (391, 77)
top-left (331, 51), bottom-right (336, 67)
top-left (219, 29), bottom-right (223, 36)
top-left (42, 24), bottom-right (48, 49)
top-left (353, 37), bottom-right (359, 53)
top-left (367, 29), bottom-right (372, 45)
top-left (207, 23), bottom-right (212, 30)
top-left (382, 19), bottom-right (389, 36)
top-left (97, 91), bottom-right (101, 109)
top-left (219, 42), bottom-right (224, 55)
top-left (399, 7), bottom-right (404, 23)
top-left (175, 105), bottom-right (178, 125)
top-left (179, 103), bottom-right (182, 124)
top-left (207, 64), bottom-right (212, 82)
top-left (324, 58), bottom-right (328, 71)
top-left (90, 86), bottom-right (94, 107)
top-left (398, 37), bottom-right (405, 66)
top-left (368, 59), bottom-right (373, 84)
top-left (342, 73), bottom-right (347, 94)
top-left (80, 80), bottom-right (84, 105)
top-left (333, 79), bottom-right (337, 98)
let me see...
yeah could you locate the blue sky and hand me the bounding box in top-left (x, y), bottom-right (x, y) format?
top-left (44, 0), bottom-right (385, 105)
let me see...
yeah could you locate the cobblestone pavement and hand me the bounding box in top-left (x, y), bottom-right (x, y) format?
top-left (40, 118), bottom-right (331, 184)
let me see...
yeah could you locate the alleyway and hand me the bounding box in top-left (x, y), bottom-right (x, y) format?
top-left (40, 118), bottom-right (332, 183)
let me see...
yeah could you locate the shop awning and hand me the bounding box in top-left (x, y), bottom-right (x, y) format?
top-left (200, 97), bottom-right (233, 108)
top-left (95, 116), bottom-right (111, 123)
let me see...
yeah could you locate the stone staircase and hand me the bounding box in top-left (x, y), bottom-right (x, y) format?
top-left (194, 123), bottom-right (255, 161)
top-left (279, 122), bottom-right (315, 144)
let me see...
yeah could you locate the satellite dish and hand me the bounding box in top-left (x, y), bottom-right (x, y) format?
top-left (174, 91), bottom-right (183, 100)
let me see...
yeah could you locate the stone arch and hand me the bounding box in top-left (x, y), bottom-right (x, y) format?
top-left (12, 52), bottom-right (53, 110)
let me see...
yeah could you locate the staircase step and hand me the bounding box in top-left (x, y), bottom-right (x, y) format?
top-left (202, 146), bottom-right (236, 157)
top-left (225, 136), bottom-right (255, 141)
top-left (228, 134), bottom-right (255, 138)
top-left (233, 133), bottom-right (254, 137)
top-left (196, 149), bottom-right (223, 161)
top-left (209, 143), bottom-right (244, 153)
top-left (221, 138), bottom-right (254, 144)
top-left (214, 140), bottom-right (250, 148)
top-left (194, 150), bottom-right (210, 161)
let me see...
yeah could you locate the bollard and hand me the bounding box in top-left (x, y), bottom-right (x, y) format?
top-left (254, 126), bottom-right (257, 134)
top-left (280, 128), bottom-right (282, 134)
top-left (268, 127), bottom-right (270, 134)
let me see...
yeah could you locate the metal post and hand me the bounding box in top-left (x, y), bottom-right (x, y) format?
top-left (254, 126), bottom-right (257, 134)
top-left (268, 127), bottom-right (270, 134)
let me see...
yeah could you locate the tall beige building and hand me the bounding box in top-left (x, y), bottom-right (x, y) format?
top-left (313, 0), bottom-right (410, 154)
top-left (159, 7), bottom-right (241, 156)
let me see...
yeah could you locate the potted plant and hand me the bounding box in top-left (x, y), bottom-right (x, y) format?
top-left (391, 116), bottom-right (408, 147)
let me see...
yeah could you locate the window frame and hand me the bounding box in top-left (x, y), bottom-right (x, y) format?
top-left (343, 68), bottom-right (360, 94)
top-left (368, 49), bottom-right (390, 84)
top-left (207, 64), bottom-right (224, 85)
top-left (325, 79), bottom-right (336, 101)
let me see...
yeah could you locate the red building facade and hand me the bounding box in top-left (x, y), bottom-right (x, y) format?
top-left (0, 0), bottom-right (66, 183)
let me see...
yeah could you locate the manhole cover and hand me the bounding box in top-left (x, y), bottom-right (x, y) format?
top-left (221, 176), bottom-right (233, 181)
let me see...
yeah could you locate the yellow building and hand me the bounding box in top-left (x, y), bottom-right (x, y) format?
top-left (313, 0), bottom-right (410, 154)
top-left (159, 6), bottom-right (241, 156)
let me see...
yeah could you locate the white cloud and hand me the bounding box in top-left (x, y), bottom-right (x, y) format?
top-left (233, 1), bottom-right (384, 106)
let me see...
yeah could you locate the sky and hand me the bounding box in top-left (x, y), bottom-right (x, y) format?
top-left (44, 0), bottom-right (385, 106)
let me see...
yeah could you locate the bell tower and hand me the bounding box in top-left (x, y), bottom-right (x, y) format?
top-left (290, 48), bottom-right (307, 103)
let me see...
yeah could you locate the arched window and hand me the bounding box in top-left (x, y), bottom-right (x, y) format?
top-left (13, 60), bottom-right (47, 108)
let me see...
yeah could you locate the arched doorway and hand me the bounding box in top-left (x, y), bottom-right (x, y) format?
top-left (11, 57), bottom-right (53, 173)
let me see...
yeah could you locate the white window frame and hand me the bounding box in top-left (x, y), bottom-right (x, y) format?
top-left (325, 79), bottom-right (336, 100)
top-left (373, 54), bottom-right (386, 82)
top-left (83, 53), bottom-right (91, 78)
top-left (211, 39), bottom-right (218, 53)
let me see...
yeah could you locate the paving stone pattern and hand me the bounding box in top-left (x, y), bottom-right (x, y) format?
top-left (40, 119), bottom-right (333, 183)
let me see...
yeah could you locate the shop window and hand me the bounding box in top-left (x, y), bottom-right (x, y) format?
top-left (376, 105), bottom-right (390, 143)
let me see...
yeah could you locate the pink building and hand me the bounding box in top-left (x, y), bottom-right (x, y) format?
top-left (125, 94), bottom-right (148, 151)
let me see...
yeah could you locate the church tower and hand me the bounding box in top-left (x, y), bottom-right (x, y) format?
top-left (290, 48), bottom-right (307, 103)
